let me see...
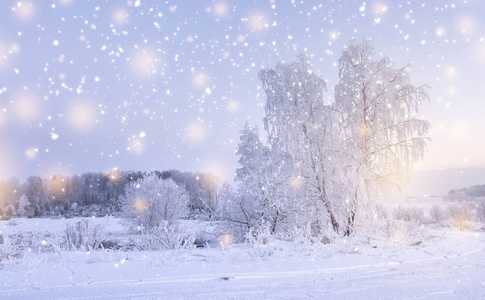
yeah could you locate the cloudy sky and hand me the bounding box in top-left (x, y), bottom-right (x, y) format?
top-left (0, 0), bottom-right (484, 182)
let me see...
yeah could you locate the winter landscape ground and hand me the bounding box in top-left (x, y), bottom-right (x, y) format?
top-left (1, 198), bottom-right (485, 299)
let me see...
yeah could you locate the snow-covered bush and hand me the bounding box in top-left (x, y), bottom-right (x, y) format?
top-left (447, 204), bottom-right (473, 231)
top-left (122, 175), bottom-right (189, 230)
top-left (133, 221), bottom-right (195, 252)
top-left (430, 204), bottom-right (445, 223)
top-left (64, 218), bottom-right (107, 251)
top-left (476, 201), bottom-right (485, 223)
top-left (2, 204), bottom-right (15, 220)
top-left (393, 206), bottom-right (425, 224)
top-left (245, 224), bottom-right (281, 259)
top-left (0, 234), bottom-right (24, 263)
top-left (192, 222), bottom-right (219, 247)
top-left (17, 194), bottom-right (29, 217)
top-left (289, 223), bottom-right (337, 252)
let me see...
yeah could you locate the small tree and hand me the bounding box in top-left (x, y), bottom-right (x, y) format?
top-left (227, 122), bottom-right (294, 234)
top-left (17, 194), bottom-right (29, 217)
top-left (122, 175), bottom-right (189, 230)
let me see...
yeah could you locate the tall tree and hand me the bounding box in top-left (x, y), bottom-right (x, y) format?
top-left (334, 39), bottom-right (430, 232)
top-left (259, 56), bottom-right (343, 233)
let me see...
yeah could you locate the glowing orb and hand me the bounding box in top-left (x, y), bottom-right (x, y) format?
top-left (186, 122), bottom-right (207, 143)
top-left (66, 100), bottom-right (98, 132)
top-left (444, 66), bottom-right (457, 80)
top-left (12, 92), bottom-right (41, 124)
top-left (113, 8), bottom-right (129, 24)
top-left (25, 148), bottom-right (38, 160)
top-left (226, 100), bottom-right (239, 112)
top-left (435, 26), bottom-right (446, 37)
top-left (290, 175), bottom-right (304, 189)
top-left (213, 1), bottom-right (229, 18)
top-left (372, 2), bottom-right (388, 16)
top-left (133, 198), bottom-right (148, 212)
top-left (457, 15), bottom-right (476, 34)
top-left (247, 12), bottom-right (267, 32)
top-left (128, 137), bottom-right (145, 154)
top-left (192, 72), bottom-right (209, 88)
top-left (219, 232), bottom-right (235, 248)
top-left (130, 50), bottom-right (160, 77)
top-left (14, 1), bottom-right (35, 21)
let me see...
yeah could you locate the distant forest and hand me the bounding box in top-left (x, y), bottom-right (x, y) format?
top-left (0, 170), bottom-right (222, 219)
top-left (447, 185), bottom-right (485, 201)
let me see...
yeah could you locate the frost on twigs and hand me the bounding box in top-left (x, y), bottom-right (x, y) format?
top-left (64, 218), bottom-right (108, 251)
top-left (121, 175), bottom-right (190, 230)
top-left (226, 39), bottom-right (431, 240)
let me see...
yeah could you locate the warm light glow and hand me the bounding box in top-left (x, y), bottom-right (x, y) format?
top-left (14, 1), bottom-right (35, 21)
top-left (247, 12), bottom-right (267, 32)
top-left (130, 49), bottom-right (160, 77)
top-left (457, 15), bottom-right (476, 34)
top-left (25, 148), bottom-right (39, 160)
top-left (226, 100), bottom-right (239, 112)
top-left (391, 229), bottom-right (404, 243)
top-left (444, 66), bottom-right (457, 80)
top-left (290, 175), bottom-right (303, 189)
top-left (104, 169), bottom-right (121, 182)
top-left (372, 2), bottom-right (388, 16)
top-left (133, 198), bottom-right (148, 213)
top-left (66, 100), bottom-right (98, 132)
top-left (329, 31), bottom-right (340, 40)
top-left (219, 232), bottom-right (235, 248)
top-left (113, 8), bottom-right (130, 24)
top-left (192, 72), bottom-right (209, 88)
top-left (12, 91), bottom-right (42, 124)
top-left (435, 26), bottom-right (446, 37)
top-left (212, 1), bottom-right (230, 18)
top-left (186, 122), bottom-right (207, 143)
top-left (128, 137), bottom-right (145, 154)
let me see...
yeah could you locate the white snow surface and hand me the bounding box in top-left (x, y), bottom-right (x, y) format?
top-left (0, 218), bottom-right (484, 299)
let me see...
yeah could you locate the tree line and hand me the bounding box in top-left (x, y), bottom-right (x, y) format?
top-left (0, 169), bottom-right (221, 219)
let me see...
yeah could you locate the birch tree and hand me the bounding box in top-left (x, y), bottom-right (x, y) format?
top-left (334, 39), bottom-right (430, 232)
top-left (259, 55), bottom-right (342, 233)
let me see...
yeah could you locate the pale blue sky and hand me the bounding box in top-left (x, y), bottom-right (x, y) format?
top-left (0, 0), bottom-right (484, 181)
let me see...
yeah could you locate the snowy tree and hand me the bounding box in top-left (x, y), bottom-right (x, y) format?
top-left (196, 172), bottom-right (221, 218)
top-left (17, 194), bottom-right (29, 217)
top-left (122, 175), bottom-right (189, 230)
top-left (259, 56), bottom-right (343, 233)
top-left (334, 39), bottom-right (431, 231)
top-left (22, 176), bottom-right (48, 216)
top-left (227, 122), bottom-right (293, 234)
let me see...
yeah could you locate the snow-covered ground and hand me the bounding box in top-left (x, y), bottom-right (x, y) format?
top-left (1, 216), bottom-right (485, 299)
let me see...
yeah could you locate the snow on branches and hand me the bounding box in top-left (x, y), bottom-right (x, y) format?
top-left (228, 39), bottom-right (431, 237)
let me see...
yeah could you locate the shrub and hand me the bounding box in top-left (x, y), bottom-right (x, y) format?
top-left (476, 201), bottom-right (485, 223)
top-left (122, 175), bottom-right (189, 230)
top-left (447, 204), bottom-right (473, 231)
top-left (133, 221), bottom-right (195, 252)
top-left (430, 204), bottom-right (445, 223)
top-left (245, 224), bottom-right (281, 259)
top-left (393, 206), bottom-right (425, 224)
top-left (0, 234), bottom-right (24, 262)
top-left (65, 219), bottom-right (107, 251)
